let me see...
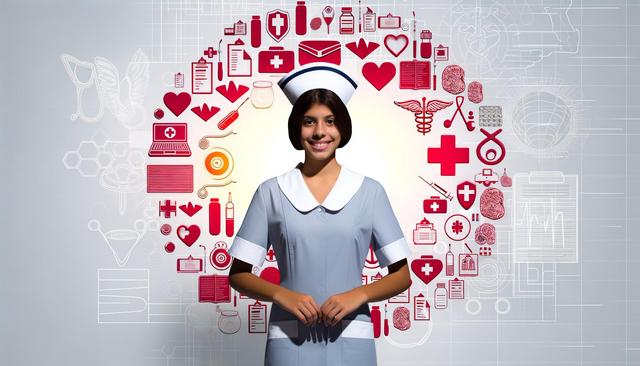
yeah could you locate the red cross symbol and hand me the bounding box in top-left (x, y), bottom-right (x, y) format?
top-left (159, 200), bottom-right (177, 218)
top-left (427, 135), bottom-right (469, 176)
top-left (266, 248), bottom-right (276, 262)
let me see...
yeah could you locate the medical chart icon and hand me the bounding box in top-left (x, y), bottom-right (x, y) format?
top-left (88, 219), bottom-right (147, 267)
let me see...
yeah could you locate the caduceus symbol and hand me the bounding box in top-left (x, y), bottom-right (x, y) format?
top-left (394, 97), bottom-right (453, 135)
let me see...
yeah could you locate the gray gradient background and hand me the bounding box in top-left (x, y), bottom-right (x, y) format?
top-left (1, 0), bottom-right (640, 365)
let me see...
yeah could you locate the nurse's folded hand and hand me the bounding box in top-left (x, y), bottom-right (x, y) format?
top-left (320, 289), bottom-right (368, 327)
top-left (273, 288), bottom-right (322, 326)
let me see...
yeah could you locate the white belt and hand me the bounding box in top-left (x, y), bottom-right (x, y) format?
top-left (267, 319), bottom-right (373, 339)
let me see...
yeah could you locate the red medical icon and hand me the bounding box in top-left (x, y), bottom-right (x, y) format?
top-left (444, 214), bottom-right (471, 241)
top-left (362, 62), bottom-right (396, 91)
top-left (475, 223), bottom-right (496, 246)
top-left (153, 108), bottom-right (164, 119)
top-left (266, 9), bottom-right (290, 42)
top-left (427, 135), bottom-right (469, 176)
top-left (394, 97), bottom-right (452, 134)
top-left (413, 293), bottom-right (430, 320)
top-left (442, 64), bottom-right (466, 95)
top-left (250, 15), bottom-right (261, 48)
top-left (321, 6), bottom-right (334, 34)
top-left (411, 255), bottom-right (443, 285)
top-left (378, 12), bottom-right (401, 29)
top-left (258, 46), bottom-right (295, 73)
top-left (191, 57), bottom-right (213, 94)
top-left (310, 17), bottom-right (322, 31)
top-left (177, 224), bottom-right (201, 247)
top-left (456, 181), bottom-right (476, 210)
top-left (298, 40), bottom-right (341, 65)
top-left (148, 123), bottom-right (192, 157)
top-left (259, 266), bottom-right (281, 285)
top-left (164, 241), bottom-right (175, 253)
top-left (160, 224), bottom-right (172, 236)
top-left (224, 20), bottom-right (247, 36)
top-left (384, 34), bottom-right (409, 57)
top-left (444, 96), bottom-right (475, 131)
top-left (159, 200), bottom-right (177, 218)
top-left (191, 103), bottom-right (220, 122)
top-left (459, 244), bottom-right (478, 277)
top-left (227, 39), bottom-right (252, 77)
top-left (210, 241), bottom-right (232, 270)
top-left (413, 218), bottom-right (437, 245)
top-left (163, 92), bottom-right (191, 116)
top-left (177, 255), bottom-right (203, 273)
top-left (345, 38), bottom-right (379, 60)
top-left (248, 300), bottom-right (267, 333)
top-left (423, 196), bottom-right (447, 214)
top-left (475, 168), bottom-right (499, 186)
top-left (480, 188), bottom-right (505, 220)
top-left (399, 60), bottom-right (431, 90)
top-left (216, 81), bottom-right (249, 103)
top-left (364, 244), bottom-right (380, 269)
top-left (146, 165), bottom-right (193, 193)
top-left (476, 128), bottom-right (506, 165)
top-left (468, 81), bottom-right (483, 103)
top-left (198, 275), bottom-right (231, 303)
top-left (179, 202), bottom-right (202, 217)
top-left (295, 1), bottom-right (307, 35)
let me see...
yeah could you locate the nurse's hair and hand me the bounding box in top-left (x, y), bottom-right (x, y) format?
top-left (287, 88), bottom-right (352, 150)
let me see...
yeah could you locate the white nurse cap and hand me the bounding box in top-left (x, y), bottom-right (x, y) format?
top-left (278, 63), bottom-right (358, 105)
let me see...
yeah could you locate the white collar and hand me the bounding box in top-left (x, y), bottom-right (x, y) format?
top-left (277, 164), bottom-right (365, 212)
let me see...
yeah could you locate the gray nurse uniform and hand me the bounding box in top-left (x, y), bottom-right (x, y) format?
top-left (229, 165), bottom-right (411, 366)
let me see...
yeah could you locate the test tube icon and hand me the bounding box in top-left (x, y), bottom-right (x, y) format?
top-left (225, 192), bottom-right (235, 237)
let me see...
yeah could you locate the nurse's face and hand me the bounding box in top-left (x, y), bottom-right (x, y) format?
top-left (300, 103), bottom-right (341, 160)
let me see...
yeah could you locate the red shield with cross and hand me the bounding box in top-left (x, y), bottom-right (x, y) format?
top-left (456, 181), bottom-right (476, 210)
top-left (266, 9), bottom-right (290, 42)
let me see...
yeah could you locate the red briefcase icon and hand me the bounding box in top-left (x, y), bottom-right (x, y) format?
top-left (258, 46), bottom-right (295, 73)
top-left (423, 196), bottom-right (447, 214)
top-left (266, 9), bottom-right (290, 42)
top-left (456, 181), bottom-right (476, 210)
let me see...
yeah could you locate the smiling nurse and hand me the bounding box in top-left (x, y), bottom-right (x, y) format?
top-left (228, 63), bottom-right (412, 366)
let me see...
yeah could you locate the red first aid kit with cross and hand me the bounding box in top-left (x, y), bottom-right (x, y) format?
top-left (258, 46), bottom-right (295, 73)
top-left (423, 196), bottom-right (447, 214)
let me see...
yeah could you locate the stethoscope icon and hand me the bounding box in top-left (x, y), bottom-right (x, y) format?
top-left (197, 181), bottom-right (237, 199)
top-left (60, 53), bottom-right (104, 123)
top-left (198, 130), bottom-right (237, 149)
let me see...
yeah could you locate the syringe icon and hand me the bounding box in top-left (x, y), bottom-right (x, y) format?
top-left (418, 176), bottom-right (454, 201)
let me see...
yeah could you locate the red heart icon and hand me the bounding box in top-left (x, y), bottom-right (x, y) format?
top-left (410, 255), bottom-right (443, 285)
top-left (163, 92), bottom-right (192, 117)
top-left (177, 224), bottom-right (200, 247)
top-left (384, 34), bottom-right (409, 57)
top-left (362, 62), bottom-right (396, 91)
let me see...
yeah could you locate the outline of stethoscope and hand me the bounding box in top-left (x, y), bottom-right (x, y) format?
top-left (197, 181), bottom-right (237, 199)
top-left (198, 130), bottom-right (237, 150)
top-left (88, 219), bottom-right (147, 267)
top-left (60, 53), bottom-right (104, 123)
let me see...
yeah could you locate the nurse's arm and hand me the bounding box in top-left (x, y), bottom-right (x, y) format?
top-left (229, 258), bottom-right (322, 326)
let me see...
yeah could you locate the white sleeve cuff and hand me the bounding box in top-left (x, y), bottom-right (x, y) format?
top-left (374, 237), bottom-right (411, 268)
top-left (228, 236), bottom-right (267, 268)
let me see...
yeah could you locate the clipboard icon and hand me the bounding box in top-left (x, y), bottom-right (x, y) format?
top-left (192, 57), bottom-right (212, 94)
top-left (227, 38), bottom-right (252, 77)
